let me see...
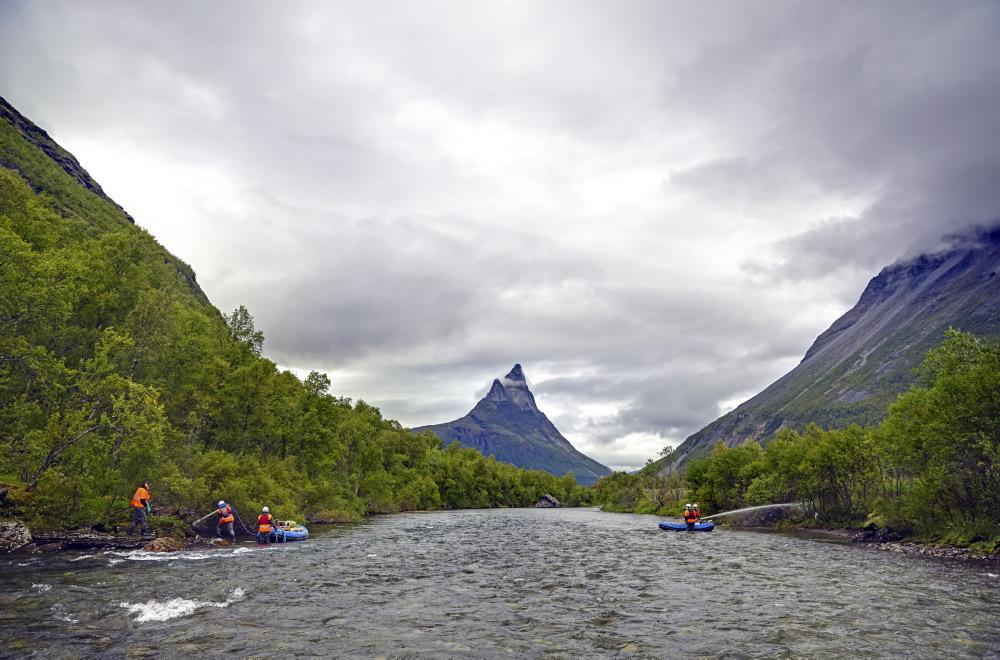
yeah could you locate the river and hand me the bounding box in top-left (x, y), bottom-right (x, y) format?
top-left (1, 508), bottom-right (998, 658)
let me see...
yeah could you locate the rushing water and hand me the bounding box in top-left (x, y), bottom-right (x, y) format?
top-left (1, 508), bottom-right (998, 658)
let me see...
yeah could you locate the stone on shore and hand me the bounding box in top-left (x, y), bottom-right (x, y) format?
top-left (535, 494), bottom-right (561, 508)
top-left (0, 521), bottom-right (33, 553)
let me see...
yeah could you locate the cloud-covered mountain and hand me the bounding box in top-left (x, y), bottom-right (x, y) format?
top-left (413, 365), bottom-right (612, 485)
top-left (668, 227), bottom-right (1000, 466)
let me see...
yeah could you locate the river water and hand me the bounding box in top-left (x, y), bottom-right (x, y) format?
top-left (2, 507), bottom-right (998, 658)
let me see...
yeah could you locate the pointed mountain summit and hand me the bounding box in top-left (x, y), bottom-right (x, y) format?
top-left (413, 365), bottom-right (612, 485)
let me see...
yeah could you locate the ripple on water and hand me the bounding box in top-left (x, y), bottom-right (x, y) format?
top-left (1, 509), bottom-right (998, 657)
top-left (118, 588), bottom-right (245, 623)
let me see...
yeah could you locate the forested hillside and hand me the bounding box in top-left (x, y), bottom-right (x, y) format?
top-left (0, 96), bottom-right (588, 530)
top-left (595, 330), bottom-right (1000, 545)
top-left (666, 229), bottom-right (1000, 468)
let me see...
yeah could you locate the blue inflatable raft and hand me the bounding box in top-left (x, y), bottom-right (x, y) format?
top-left (270, 521), bottom-right (309, 542)
top-left (659, 521), bottom-right (715, 532)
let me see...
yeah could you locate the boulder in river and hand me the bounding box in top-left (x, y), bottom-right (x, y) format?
top-left (535, 494), bottom-right (561, 508)
top-left (143, 537), bottom-right (188, 552)
top-left (0, 521), bottom-right (32, 553)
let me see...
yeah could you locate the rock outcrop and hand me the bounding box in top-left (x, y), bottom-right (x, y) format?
top-left (0, 521), bottom-right (33, 553)
top-left (535, 494), bottom-right (561, 508)
top-left (413, 365), bottom-right (611, 485)
top-left (143, 537), bottom-right (188, 552)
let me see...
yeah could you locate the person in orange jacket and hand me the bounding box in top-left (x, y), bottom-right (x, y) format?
top-left (215, 500), bottom-right (237, 543)
top-left (256, 506), bottom-right (275, 545)
top-left (127, 481), bottom-right (151, 537)
top-left (683, 503), bottom-right (699, 531)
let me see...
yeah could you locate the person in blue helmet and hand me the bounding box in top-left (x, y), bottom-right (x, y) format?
top-left (215, 500), bottom-right (237, 543)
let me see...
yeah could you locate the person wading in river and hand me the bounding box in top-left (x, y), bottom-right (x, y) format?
top-left (127, 481), bottom-right (151, 537)
top-left (256, 506), bottom-right (275, 545)
top-left (215, 500), bottom-right (237, 544)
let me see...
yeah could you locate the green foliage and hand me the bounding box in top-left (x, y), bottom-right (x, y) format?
top-left (591, 459), bottom-right (686, 516)
top-left (593, 329), bottom-right (1000, 545)
top-left (0, 124), bottom-right (591, 530)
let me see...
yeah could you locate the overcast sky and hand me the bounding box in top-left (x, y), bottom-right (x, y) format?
top-left (2, 1), bottom-right (998, 470)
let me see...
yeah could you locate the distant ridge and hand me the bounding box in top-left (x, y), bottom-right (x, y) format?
top-left (667, 227), bottom-right (1000, 467)
top-left (413, 364), bottom-right (612, 485)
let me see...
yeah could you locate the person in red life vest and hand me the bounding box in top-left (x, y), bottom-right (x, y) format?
top-left (215, 500), bottom-right (237, 543)
top-left (127, 481), bottom-right (151, 537)
top-left (692, 503), bottom-right (701, 521)
top-left (683, 503), bottom-right (699, 531)
top-left (256, 506), bottom-right (275, 544)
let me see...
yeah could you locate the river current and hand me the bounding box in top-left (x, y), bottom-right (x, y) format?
top-left (1, 507), bottom-right (998, 658)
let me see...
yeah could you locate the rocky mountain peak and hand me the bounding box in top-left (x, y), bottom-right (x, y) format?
top-left (413, 363), bottom-right (612, 485)
top-left (492, 364), bottom-right (537, 411)
top-left (485, 378), bottom-right (507, 401)
top-left (502, 363), bottom-right (527, 386)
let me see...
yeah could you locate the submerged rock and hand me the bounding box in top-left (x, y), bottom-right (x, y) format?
top-left (535, 494), bottom-right (561, 508)
top-left (0, 521), bottom-right (33, 553)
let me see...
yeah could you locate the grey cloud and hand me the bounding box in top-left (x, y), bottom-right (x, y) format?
top-left (2, 0), bottom-right (997, 469)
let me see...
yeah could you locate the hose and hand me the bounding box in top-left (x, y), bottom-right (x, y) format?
top-left (231, 505), bottom-right (257, 537)
top-left (191, 512), bottom-right (216, 526)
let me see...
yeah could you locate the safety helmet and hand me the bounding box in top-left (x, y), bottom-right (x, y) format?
top-left (218, 500), bottom-right (225, 507)
top-left (262, 506), bottom-right (269, 513)
top-left (685, 503), bottom-right (691, 508)
top-left (693, 503), bottom-right (699, 508)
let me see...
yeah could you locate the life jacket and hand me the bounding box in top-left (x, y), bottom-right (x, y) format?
top-left (693, 508), bottom-right (701, 520)
top-left (216, 505), bottom-right (234, 525)
top-left (257, 513), bottom-right (273, 533)
top-left (131, 487), bottom-right (150, 509)
top-left (684, 510), bottom-right (698, 523)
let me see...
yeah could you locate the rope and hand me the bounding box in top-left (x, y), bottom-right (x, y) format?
top-left (231, 505), bottom-right (257, 536)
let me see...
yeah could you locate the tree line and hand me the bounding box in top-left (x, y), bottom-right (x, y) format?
top-left (0, 158), bottom-right (588, 531)
top-left (594, 329), bottom-right (999, 545)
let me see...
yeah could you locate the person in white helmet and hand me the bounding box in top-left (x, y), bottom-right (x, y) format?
top-left (215, 500), bottom-right (237, 543)
top-left (683, 503), bottom-right (699, 531)
top-left (256, 506), bottom-right (276, 544)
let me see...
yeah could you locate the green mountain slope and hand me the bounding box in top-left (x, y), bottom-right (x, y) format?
top-left (413, 365), bottom-right (612, 485)
top-left (667, 229), bottom-right (1000, 467)
top-left (0, 96), bottom-right (589, 529)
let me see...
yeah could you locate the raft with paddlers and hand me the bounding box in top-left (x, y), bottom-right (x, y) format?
top-left (660, 502), bottom-right (715, 531)
top-left (659, 520), bottom-right (715, 532)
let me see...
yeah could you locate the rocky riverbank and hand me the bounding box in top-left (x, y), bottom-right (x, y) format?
top-left (1, 518), bottom-right (242, 554)
top-left (705, 507), bottom-right (1000, 563)
top-left (849, 527), bottom-right (1000, 562)
top-left (855, 539), bottom-right (1000, 562)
